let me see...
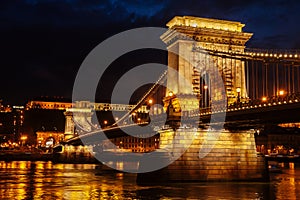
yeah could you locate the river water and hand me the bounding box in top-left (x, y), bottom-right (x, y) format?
top-left (0, 161), bottom-right (299, 200)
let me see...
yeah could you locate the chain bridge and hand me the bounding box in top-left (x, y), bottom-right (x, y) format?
top-left (55, 16), bottom-right (300, 183)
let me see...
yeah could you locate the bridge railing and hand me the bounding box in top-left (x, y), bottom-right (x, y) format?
top-left (187, 92), bottom-right (300, 117)
top-left (228, 92), bottom-right (300, 110)
top-left (245, 48), bottom-right (300, 55)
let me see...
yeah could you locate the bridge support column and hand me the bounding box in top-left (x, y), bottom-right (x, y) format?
top-left (64, 111), bottom-right (75, 140)
top-left (137, 129), bottom-right (268, 184)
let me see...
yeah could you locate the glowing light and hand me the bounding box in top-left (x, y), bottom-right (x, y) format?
top-left (20, 136), bottom-right (27, 140)
top-left (204, 85), bottom-right (208, 90)
top-left (279, 90), bottom-right (285, 96)
top-left (236, 87), bottom-right (241, 93)
top-left (168, 91), bottom-right (174, 97)
top-left (262, 97), bottom-right (267, 102)
top-left (148, 99), bottom-right (153, 104)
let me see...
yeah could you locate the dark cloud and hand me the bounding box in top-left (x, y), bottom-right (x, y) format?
top-left (1, 0), bottom-right (300, 104)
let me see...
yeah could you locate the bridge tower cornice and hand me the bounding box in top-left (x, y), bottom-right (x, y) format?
top-left (161, 17), bottom-right (253, 52)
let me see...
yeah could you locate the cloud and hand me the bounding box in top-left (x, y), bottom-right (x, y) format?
top-left (1, 0), bottom-right (300, 104)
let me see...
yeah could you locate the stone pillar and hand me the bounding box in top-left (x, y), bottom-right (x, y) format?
top-left (162, 39), bottom-right (199, 113)
top-left (137, 128), bottom-right (268, 184)
top-left (64, 111), bottom-right (74, 140)
top-left (69, 101), bottom-right (93, 134)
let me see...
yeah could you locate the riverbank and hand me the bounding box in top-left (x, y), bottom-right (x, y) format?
top-left (265, 155), bottom-right (300, 162)
top-left (0, 151), bottom-right (53, 161)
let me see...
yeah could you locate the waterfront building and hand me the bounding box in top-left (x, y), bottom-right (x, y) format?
top-left (36, 131), bottom-right (64, 148)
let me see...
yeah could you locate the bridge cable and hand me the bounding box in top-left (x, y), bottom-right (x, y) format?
top-left (111, 70), bottom-right (168, 127)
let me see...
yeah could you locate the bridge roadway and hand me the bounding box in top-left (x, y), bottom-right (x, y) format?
top-left (200, 100), bottom-right (300, 129)
top-left (65, 99), bottom-right (300, 145)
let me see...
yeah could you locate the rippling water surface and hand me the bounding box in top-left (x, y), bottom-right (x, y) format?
top-left (0, 161), bottom-right (299, 199)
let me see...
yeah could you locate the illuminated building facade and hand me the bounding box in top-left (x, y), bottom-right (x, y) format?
top-left (26, 101), bottom-right (72, 110)
top-left (111, 135), bottom-right (160, 152)
top-left (36, 131), bottom-right (64, 147)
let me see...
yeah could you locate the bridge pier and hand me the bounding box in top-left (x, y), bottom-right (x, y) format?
top-left (137, 128), bottom-right (268, 184)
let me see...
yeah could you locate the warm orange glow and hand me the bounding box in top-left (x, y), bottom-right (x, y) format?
top-left (204, 85), bottom-right (208, 90)
top-left (168, 91), bottom-right (173, 97)
top-left (104, 120), bottom-right (108, 125)
top-left (20, 136), bottom-right (27, 140)
top-left (262, 97), bottom-right (267, 101)
top-left (166, 16), bottom-right (245, 32)
top-left (236, 87), bottom-right (241, 93)
top-left (148, 99), bottom-right (153, 104)
top-left (279, 90), bottom-right (285, 96)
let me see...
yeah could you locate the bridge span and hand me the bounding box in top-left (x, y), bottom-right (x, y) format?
top-left (57, 16), bottom-right (300, 183)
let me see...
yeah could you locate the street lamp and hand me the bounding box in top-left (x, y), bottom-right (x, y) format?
top-left (103, 120), bottom-right (108, 128)
top-left (168, 91), bottom-right (173, 97)
top-left (203, 85), bottom-right (208, 107)
top-left (20, 135), bottom-right (27, 146)
top-left (148, 99), bottom-right (153, 104)
top-left (278, 90), bottom-right (285, 96)
top-left (262, 97), bottom-right (267, 102)
top-left (236, 87), bottom-right (241, 103)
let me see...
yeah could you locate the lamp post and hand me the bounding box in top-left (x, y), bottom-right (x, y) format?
top-left (20, 135), bottom-right (27, 147)
top-left (103, 120), bottom-right (108, 128)
top-left (203, 85), bottom-right (208, 107)
top-left (278, 90), bottom-right (285, 96)
top-left (236, 87), bottom-right (241, 103)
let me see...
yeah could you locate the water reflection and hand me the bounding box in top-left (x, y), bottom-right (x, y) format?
top-left (0, 161), bottom-right (299, 199)
top-left (270, 162), bottom-right (300, 200)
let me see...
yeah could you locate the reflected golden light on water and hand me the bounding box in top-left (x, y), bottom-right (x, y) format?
top-left (116, 162), bottom-right (124, 171)
top-left (0, 161), bottom-right (300, 199)
top-left (289, 162), bottom-right (295, 170)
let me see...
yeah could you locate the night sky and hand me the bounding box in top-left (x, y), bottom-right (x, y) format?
top-left (1, 0), bottom-right (300, 105)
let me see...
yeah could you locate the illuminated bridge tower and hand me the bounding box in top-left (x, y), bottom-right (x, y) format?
top-left (161, 16), bottom-right (253, 110)
top-left (138, 16), bottom-right (268, 184)
top-left (64, 101), bottom-right (93, 140)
